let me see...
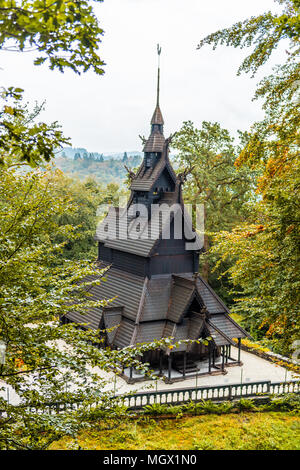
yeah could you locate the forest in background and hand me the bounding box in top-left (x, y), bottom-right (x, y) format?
top-left (55, 150), bottom-right (142, 185)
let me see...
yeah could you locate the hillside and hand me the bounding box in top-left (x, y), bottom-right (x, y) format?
top-left (54, 153), bottom-right (142, 186)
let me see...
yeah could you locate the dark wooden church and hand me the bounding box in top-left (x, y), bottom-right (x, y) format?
top-left (65, 53), bottom-right (249, 383)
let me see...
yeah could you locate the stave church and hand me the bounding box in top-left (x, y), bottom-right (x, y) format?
top-left (64, 50), bottom-right (249, 383)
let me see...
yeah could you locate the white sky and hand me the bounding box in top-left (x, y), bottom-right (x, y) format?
top-left (1, 0), bottom-right (285, 153)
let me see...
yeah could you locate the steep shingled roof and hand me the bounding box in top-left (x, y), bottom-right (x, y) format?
top-left (209, 314), bottom-right (248, 339)
top-left (143, 130), bottom-right (165, 153)
top-left (95, 202), bottom-right (202, 257)
top-left (65, 270), bottom-right (249, 349)
top-left (167, 276), bottom-right (196, 323)
top-left (151, 104), bottom-right (164, 125)
top-left (177, 274), bottom-right (230, 314)
top-left (130, 154), bottom-right (176, 191)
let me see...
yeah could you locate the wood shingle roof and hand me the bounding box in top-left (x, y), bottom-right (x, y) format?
top-left (151, 104), bottom-right (164, 125)
top-left (65, 268), bottom-right (249, 350)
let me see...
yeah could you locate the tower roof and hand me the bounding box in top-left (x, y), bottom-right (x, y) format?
top-left (151, 104), bottom-right (164, 126)
top-left (143, 129), bottom-right (165, 152)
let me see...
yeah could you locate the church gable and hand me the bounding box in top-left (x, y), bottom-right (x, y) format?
top-left (167, 275), bottom-right (203, 324)
top-left (152, 166), bottom-right (176, 193)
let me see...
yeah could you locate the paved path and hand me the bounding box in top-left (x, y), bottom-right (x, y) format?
top-left (1, 347), bottom-right (298, 405)
top-left (100, 346), bottom-right (298, 395)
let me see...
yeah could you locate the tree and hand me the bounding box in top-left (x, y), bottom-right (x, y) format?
top-left (198, 0), bottom-right (299, 77)
top-left (0, 0), bottom-right (106, 166)
top-left (53, 173), bottom-right (125, 261)
top-left (122, 151), bottom-right (128, 163)
top-left (0, 91), bottom-right (69, 166)
top-left (172, 121), bottom-right (254, 284)
top-left (0, 0), bottom-right (105, 75)
top-left (212, 165), bottom-right (300, 354)
top-left (198, 0), bottom-right (300, 354)
top-left (0, 152), bottom-right (176, 450)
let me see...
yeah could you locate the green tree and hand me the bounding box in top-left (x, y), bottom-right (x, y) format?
top-left (0, 152), bottom-right (173, 450)
top-left (198, 0), bottom-right (300, 354)
top-left (0, 0), bottom-right (106, 167)
top-left (172, 121), bottom-right (254, 286)
top-left (53, 173), bottom-right (126, 260)
top-left (0, 91), bottom-right (69, 166)
top-left (0, 0), bottom-right (105, 75)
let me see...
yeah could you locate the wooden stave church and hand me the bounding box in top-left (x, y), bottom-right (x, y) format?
top-left (64, 62), bottom-right (250, 383)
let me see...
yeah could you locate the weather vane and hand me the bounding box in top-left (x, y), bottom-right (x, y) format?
top-left (157, 44), bottom-right (162, 67)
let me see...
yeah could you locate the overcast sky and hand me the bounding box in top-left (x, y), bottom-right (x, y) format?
top-left (1, 0), bottom-right (285, 153)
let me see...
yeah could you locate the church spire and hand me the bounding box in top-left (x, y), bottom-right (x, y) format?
top-left (150, 44), bottom-right (164, 127)
top-left (156, 44), bottom-right (161, 106)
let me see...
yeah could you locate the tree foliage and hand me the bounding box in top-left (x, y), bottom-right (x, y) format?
top-left (173, 121), bottom-right (254, 232)
top-left (53, 173), bottom-right (126, 260)
top-left (0, 153), bottom-right (179, 449)
top-left (198, 0), bottom-right (300, 76)
top-left (0, 0), bottom-right (106, 167)
top-left (0, 0), bottom-right (105, 75)
top-left (0, 89), bottom-right (70, 165)
top-left (198, 0), bottom-right (300, 354)
top-left (172, 121), bottom-right (255, 295)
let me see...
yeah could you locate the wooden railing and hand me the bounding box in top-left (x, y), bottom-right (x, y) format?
top-left (1, 380), bottom-right (299, 414)
top-left (116, 380), bottom-right (300, 410)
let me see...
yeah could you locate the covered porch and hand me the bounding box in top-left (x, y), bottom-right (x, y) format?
top-left (123, 336), bottom-right (243, 384)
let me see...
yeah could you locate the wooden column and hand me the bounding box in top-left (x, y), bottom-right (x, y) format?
top-left (168, 354), bottom-right (172, 381)
top-left (159, 350), bottom-right (163, 375)
top-left (238, 338), bottom-right (241, 363)
top-left (222, 346), bottom-right (225, 371)
top-left (208, 344), bottom-right (212, 374)
top-left (183, 351), bottom-right (187, 379)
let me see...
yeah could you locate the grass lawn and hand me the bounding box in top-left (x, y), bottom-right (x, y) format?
top-left (51, 412), bottom-right (300, 450)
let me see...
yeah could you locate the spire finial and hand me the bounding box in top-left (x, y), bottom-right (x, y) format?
top-left (156, 44), bottom-right (161, 106)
